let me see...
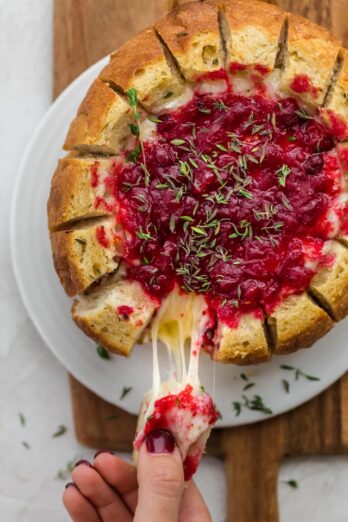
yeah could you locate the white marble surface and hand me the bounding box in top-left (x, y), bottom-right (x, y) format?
top-left (1, 1), bottom-right (348, 520)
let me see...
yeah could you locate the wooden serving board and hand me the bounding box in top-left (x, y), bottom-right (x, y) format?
top-left (53, 1), bottom-right (348, 520)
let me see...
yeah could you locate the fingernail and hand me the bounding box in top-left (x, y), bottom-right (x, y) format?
top-left (65, 482), bottom-right (77, 490)
top-left (94, 449), bottom-right (114, 458)
top-left (74, 459), bottom-right (92, 468)
top-left (145, 429), bottom-right (175, 454)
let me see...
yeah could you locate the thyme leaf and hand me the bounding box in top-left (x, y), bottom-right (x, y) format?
top-left (120, 386), bottom-right (133, 400)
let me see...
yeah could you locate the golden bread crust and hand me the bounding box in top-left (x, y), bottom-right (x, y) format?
top-left (100, 28), bottom-right (185, 109)
top-left (47, 157), bottom-right (115, 230)
top-left (213, 312), bottom-right (270, 365)
top-left (309, 240), bottom-right (348, 321)
top-left (280, 14), bottom-right (341, 106)
top-left (216, 0), bottom-right (286, 70)
top-left (64, 79), bottom-right (132, 154)
top-left (72, 278), bottom-right (159, 356)
top-left (155, 2), bottom-right (223, 81)
top-left (268, 293), bottom-right (333, 355)
top-left (51, 218), bottom-right (121, 297)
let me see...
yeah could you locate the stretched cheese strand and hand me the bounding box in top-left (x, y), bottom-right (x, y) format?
top-left (134, 289), bottom-right (219, 481)
top-left (145, 290), bottom-right (209, 418)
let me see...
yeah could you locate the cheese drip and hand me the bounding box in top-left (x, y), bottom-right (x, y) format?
top-left (149, 290), bottom-right (209, 411)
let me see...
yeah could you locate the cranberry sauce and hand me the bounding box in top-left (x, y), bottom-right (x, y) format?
top-left (109, 89), bottom-right (340, 323)
top-left (139, 384), bottom-right (218, 480)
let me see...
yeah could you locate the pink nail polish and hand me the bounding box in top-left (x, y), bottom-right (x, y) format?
top-left (74, 459), bottom-right (92, 468)
top-left (145, 429), bottom-right (175, 454)
top-left (94, 449), bottom-right (114, 458)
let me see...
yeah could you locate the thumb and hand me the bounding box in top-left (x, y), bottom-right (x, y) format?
top-left (134, 429), bottom-right (184, 522)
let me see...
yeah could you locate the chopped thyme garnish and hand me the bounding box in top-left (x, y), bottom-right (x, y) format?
top-left (52, 425), bottom-right (67, 438)
top-left (243, 382), bottom-right (256, 391)
top-left (191, 226), bottom-right (207, 236)
top-left (198, 101), bottom-right (211, 114)
top-left (163, 91), bottom-right (174, 99)
top-left (19, 413), bottom-right (26, 426)
top-left (238, 188), bottom-right (253, 199)
top-left (281, 193), bottom-right (293, 211)
top-left (214, 100), bottom-right (228, 111)
top-left (276, 164), bottom-right (291, 187)
top-left (149, 115), bottom-right (162, 123)
top-left (229, 220), bottom-right (253, 240)
top-left (283, 479), bottom-right (299, 489)
top-left (137, 226), bottom-right (153, 241)
top-left (22, 441), bottom-right (31, 450)
top-left (243, 395), bottom-right (273, 415)
top-left (171, 138), bottom-right (186, 146)
top-left (56, 458), bottom-right (77, 480)
top-left (280, 365), bottom-right (320, 382)
top-left (295, 108), bottom-right (313, 120)
top-left (232, 394), bottom-right (272, 416)
top-left (233, 401), bottom-right (242, 416)
top-left (120, 386), bottom-right (133, 400)
top-left (75, 238), bottom-right (86, 246)
top-left (96, 344), bottom-right (111, 360)
top-left (282, 379), bottom-right (290, 393)
top-left (177, 31), bottom-right (188, 37)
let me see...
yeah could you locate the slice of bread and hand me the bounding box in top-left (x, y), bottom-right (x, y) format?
top-left (72, 274), bottom-right (159, 356)
top-left (155, 2), bottom-right (223, 82)
top-left (309, 240), bottom-right (348, 320)
top-left (212, 312), bottom-right (270, 365)
top-left (48, 156), bottom-right (117, 230)
top-left (64, 79), bottom-right (133, 154)
top-left (268, 292), bottom-right (333, 354)
top-left (280, 14), bottom-right (341, 106)
top-left (51, 217), bottom-right (121, 297)
top-left (217, 0), bottom-right (286, 72)
top-left (100, 28), bottom-right (185, 110)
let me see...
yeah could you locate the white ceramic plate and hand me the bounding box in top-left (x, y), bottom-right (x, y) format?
top-left (10, 57), bottom-right (348, 427)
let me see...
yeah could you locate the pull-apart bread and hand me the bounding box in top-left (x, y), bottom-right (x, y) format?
top-left (48, 0), bottom-right (348, 365)
top-left (48, 0), bottom-right (348, 479)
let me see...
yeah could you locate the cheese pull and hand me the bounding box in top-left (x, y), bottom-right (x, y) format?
top-left (133, 381), bottom-right (218, 482)
top-left (133, 289), bottom-right (219, 480)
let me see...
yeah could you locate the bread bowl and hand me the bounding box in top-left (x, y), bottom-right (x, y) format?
top-left (47, 0), bottom-right (348, 475)
top-left (48, 0), bottom-right (348, 363)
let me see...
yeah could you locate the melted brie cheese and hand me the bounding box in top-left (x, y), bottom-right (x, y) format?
top-left (150, 290), bottom-right (209, 401)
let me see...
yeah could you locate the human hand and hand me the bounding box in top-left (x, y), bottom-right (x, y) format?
top-left (63, 429), bottom-right (211, 522)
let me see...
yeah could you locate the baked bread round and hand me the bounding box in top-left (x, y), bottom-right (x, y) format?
top-left (48, 0), bottom-right (348, 365)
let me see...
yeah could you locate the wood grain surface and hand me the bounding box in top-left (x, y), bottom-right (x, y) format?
top-left (53, 1), bottom-right (348, 520)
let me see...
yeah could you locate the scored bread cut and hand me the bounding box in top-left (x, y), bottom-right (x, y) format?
top-left (51, 217), bottom-right (121, 297)
top-left (48, 157), bottom-right (117, 230)
top-left (64, 79), bottom-right (133, 154)
top-left (268, 293), bottom-right (333, 354)
top-left (155, 2), bottom-right (224, 82)
top-left (323, 49), bottom-right (348, 139)
top-left (217, 0), bottom-right (286, 72)
top-left (72, 273), bottom-right (159, 356)
top-left (279, 14), bottom-right (341, 106)
top-left (309, 240), bottom-right (348, 321)
top-left (212, 312), bottom-right (270, 365)
top-left (100, 28), bottom-right (185, 110)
